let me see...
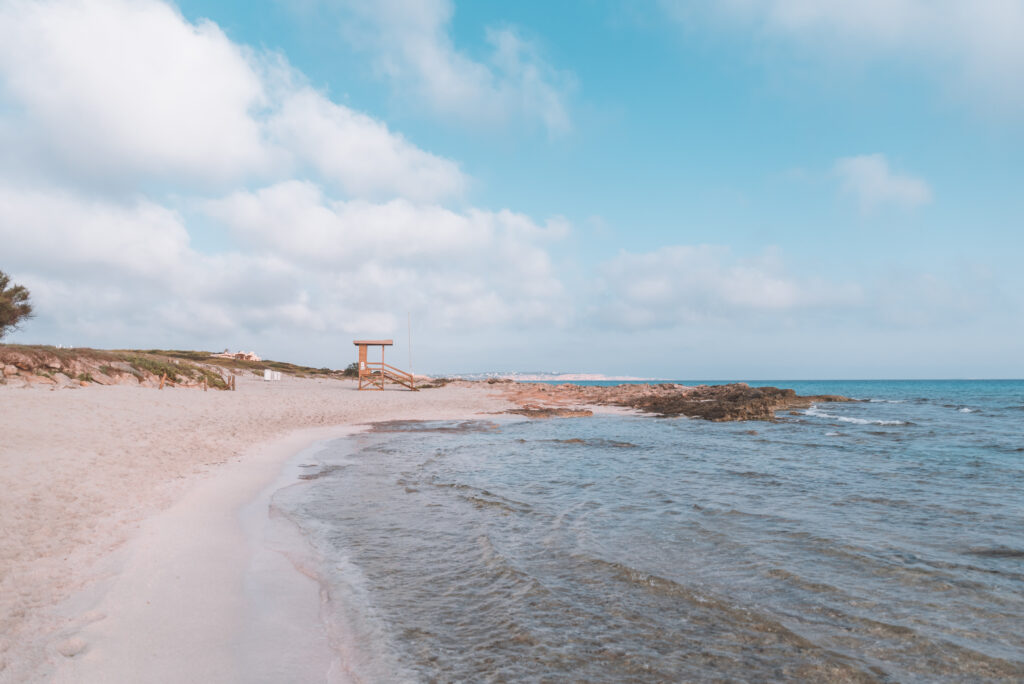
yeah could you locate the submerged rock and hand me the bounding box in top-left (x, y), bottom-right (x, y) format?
top-left (505, 405), bottom-right (594, 419)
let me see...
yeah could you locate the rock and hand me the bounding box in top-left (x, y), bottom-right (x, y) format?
top-left (499, 381), bottom-right (854, 423)
top-left (2, 364), bottom-right (17, 376)
top-left (624, 385), bottom-right (811, 421)
top-left (506, 405), bottom-right (594, 419)
top-left (10, 354), bottom-right (34, 370)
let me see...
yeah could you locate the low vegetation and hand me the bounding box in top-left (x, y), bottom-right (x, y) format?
top-left (142, 349), bottom-right (342, 379)
top-left (0, 345), bottom-right (345, 389)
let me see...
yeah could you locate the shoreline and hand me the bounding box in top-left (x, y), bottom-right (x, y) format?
top-left (50, 426), bottom-right (358, 683)
top-left (1, 369), bottom-right (851, 682)
top-left (0, 376), bottom-right (513, 682)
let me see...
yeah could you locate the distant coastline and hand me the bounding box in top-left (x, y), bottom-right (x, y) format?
top-left (458, 371), bottom-right (657, 382)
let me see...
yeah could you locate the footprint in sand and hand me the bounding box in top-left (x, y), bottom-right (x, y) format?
top-left (56, 637), bottom-right (87, 658)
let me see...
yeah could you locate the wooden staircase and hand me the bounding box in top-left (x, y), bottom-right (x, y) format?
top-left (359, 361), bottom-right (418, 391)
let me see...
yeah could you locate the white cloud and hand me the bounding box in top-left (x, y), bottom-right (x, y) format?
top-left (0, 0), bottom-right (570, 360)
top-left (593, 245), bottom-right (862, 329)
top-left (834, 154), bottom-right (932, 211)
top-left (665, 0), bottom-right (1024, 113)
top-left (0, 0), bottom-right (464, 200)
top-left (331, 0), bottom-right (573, 134)
top-left (0, 185), bottom-right (190, 279)
top-left (267, 84), bottom-right (465, 202)
top-left (205, 181), bottom-right (570, 329)
top-left (0, 0), bottom-right (270, 186)
top-left (0, 184), bottom-right (317, 342)
top-left (1, 176), bottom-right (571, 348)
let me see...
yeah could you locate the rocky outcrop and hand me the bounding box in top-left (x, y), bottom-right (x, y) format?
top-left (621, 384), bottom-right (852, 421)
top-left (498, 381), bottom-right (853, 422)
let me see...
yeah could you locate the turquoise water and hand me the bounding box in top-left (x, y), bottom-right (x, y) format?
top-left (274, 380), bottom-right (1024, 682)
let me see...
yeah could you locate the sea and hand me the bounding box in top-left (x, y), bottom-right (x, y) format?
top-left (269, 380), bottom-right (1024, 682)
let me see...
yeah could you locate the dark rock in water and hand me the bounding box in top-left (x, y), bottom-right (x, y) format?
top-left (498, 380), bottom-right (853, 422)
top-left (967, 546), bottom-right (1024, 558)
top-left (623, 384), bottom-right (852, 421)
top-left (506, 405), bottom-right (594, 419)
top-left (625, 384), bottom-right (789, 421)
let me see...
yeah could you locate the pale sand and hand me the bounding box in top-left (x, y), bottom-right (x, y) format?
top-left (0, 374), bottom-right (512, 682)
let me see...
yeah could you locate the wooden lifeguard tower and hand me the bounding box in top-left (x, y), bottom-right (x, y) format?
top-left (353, 339), bottom-right (417, 390)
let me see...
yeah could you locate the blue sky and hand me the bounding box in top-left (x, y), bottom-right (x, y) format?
top-left (1, 0), bottom-right (1022, 377)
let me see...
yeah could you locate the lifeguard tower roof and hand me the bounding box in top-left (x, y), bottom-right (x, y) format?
top-left (352, 339), bottom-right (393, 346)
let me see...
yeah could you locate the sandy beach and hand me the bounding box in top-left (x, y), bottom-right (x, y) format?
top-left (0, 375), bottom-right (512, 683)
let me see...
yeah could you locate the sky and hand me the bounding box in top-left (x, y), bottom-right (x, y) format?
top-left (1, 0), bottom-right (1022, 378)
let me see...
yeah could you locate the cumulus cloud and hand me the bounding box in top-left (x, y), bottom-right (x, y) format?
top-left (834, 154), bottom-right (932, 212)
top-left (205, 181), bottom-right (570, 329)
top-left (0, 0), bottom-right (570, 360)
top-left (0, 0), bottom-right (464, 200)
top-left (664, 0), bottom-right (1024, 113)
top-left (0, 0), bottom-right (269, 185)
top-left (0, 184), bottom-right (315, 342)
top-left (330, 0), bottom-right (573, 135)
top-left (593, 245), bottom-right (862, 329)
top-left (1, 177), bottom-right (571, 350)
top-left (268, 87), bottom-right (465, 202)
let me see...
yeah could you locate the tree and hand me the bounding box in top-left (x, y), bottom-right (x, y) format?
top-left (0, 270), bottom-right (33, 340)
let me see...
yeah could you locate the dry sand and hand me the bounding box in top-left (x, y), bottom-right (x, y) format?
top-left (0, 374), bottom-right (512, 682)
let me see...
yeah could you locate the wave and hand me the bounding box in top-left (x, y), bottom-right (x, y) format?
top-left (803, 406), bottom-right (909, 426)
top-left (803, 406), bottom-right (833, 418)
top-left (837, 416), bottom-right (910, 426)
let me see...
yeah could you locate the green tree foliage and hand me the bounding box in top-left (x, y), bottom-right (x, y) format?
top-left (0, 270), bottom-right (33, 339)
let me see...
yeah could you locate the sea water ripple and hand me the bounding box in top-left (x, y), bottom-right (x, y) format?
top-left (273, 380), bottom-right (1024, 682)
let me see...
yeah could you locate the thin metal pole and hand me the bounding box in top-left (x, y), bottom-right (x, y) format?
top-left (407, 311), bottom-right (412, 375)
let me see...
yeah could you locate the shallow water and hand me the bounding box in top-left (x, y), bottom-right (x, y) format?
top-left (273, 381), bottom-right (1024, 682)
